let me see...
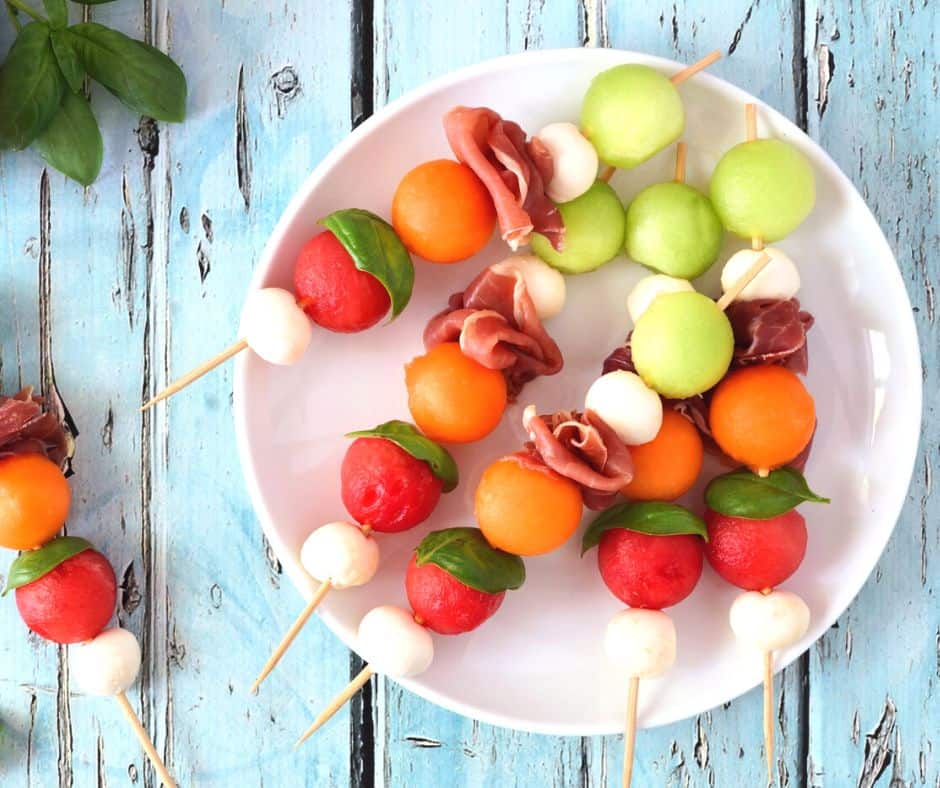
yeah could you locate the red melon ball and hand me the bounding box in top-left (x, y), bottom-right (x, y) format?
top-left (598, 528), bottom-right (704, 610)
top-left (341, 437), bottom-right (443, 533)
top-left (16, 549), bottom-right (117, 644)
top-left (405, 555), bottom-right (504, 635)
top-left (294, 230), bottom-right (391, 332)
top-left (704, 508), bottom-right (807, 590)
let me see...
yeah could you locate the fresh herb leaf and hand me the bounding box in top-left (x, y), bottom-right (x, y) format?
top-left (0, 22), bottom-right (66, 150)
top-left (63, 22), bottom-right (186, 122)
top-left (42, 0), bottom-right (67, 28)
top-left (3, 536), bottom-right (93, 594)
top-left (34, 90), bottom-right (102, 185)
top-left (705, 467), bottom-right (830, 519)
top-left (346, 420), bottom-right (458, 492)
top-left (50, 28), bottom-right (83, 92)
top-left (581, 501), bottom-right (708, 554)
top-left (415, 527), bottom-right (525, 594)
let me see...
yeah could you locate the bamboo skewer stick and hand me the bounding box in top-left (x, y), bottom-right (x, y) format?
top-left (294, 664), bottom-right (375, 746)
top-left (114, 692), bottom-right (177, 788)
top-left (674, 141), bottom-right (687, 183)
top-left (715, 251), bottom-right (771, 311)
top-left (763, 651), bottom-right (775, 786)
top-left (141, 338), bottom-right (249, 411)
top-left (622, 675), bottom-right (640, 788)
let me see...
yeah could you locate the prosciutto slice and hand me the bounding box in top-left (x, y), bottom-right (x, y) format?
top-left (522, 406), bottom-right (634, 510)
top-left (424, 263), bottom-right (563, 399)
top-left (0, 387), bottom-right (73, 468)
top-left (726, 298), bottom-right (815, 374)
top-left (443, 106), bottom-right (564, 251)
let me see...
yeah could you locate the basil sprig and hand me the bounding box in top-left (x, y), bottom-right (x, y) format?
top-left (3, 536), bottom-right (92, 594)
top-left (581, 502), bottom-right (708, 554)
top-left (415, 528), bottom-right (525, 594)
top-left (705, 467), bottom-right (829, 519)
top-left (321, 209), bottom-right (415, 321)
top-left (347, 420), bottom-right (458, 492)
top-left (0, 1), bottom-right (187, 184)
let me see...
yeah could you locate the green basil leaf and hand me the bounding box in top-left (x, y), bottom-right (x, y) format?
top-left (0, 23), bottom-right (66, 150)
top-left (705, 467), bottom-right (830, 519)
top-left (3, 536), bottom-right (93, 595)
top-left (346, 420), bottom-right (458, 492)
top-left (34, 90), bottom-right (103, 186)
top-left (63, 23), bottom-right (186, 122)
top-left (43, 0), bottom-right (68, 28)
top-left (320, 209), bottom-right (414, 320)
top-left (415, 527), bottom-right (525, 594)
top-left (50, 29), bottom-right (84, 92)
top-left (581, 502), bottom-right (708, 554)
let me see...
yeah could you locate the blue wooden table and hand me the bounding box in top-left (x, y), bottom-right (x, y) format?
top-left (1, 1), bottom-right (936, 786)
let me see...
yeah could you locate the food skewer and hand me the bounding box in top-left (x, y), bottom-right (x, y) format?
top-left (114, 691), bottom-right (178, 788)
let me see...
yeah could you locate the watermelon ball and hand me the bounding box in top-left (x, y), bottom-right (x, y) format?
top-left (405, 555), bottom-right (505, 635)
top-left (704, 508), bottom-right (807, 590)
top-left (294, 230), bottom-right (391, 332)
top-left (341, 437), bottom-right (443, 533)
top-left (597, 528), bottom-right (704, 609)
top-left (15, 540), bottom-right (117, 644)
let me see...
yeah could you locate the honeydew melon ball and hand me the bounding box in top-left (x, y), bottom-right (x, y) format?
top-left (531, 181), bottom-right (625, 274)
top-left (631, 291), bottom-right (734, 399)
top-left (581, 64), bottom-right (684, 169)
top-left (625, 182), bottom-right (724, 278)
top-left (710, 139), bottom-right (815, 242)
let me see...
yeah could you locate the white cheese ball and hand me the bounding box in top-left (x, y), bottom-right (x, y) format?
top-left (496, 255), bottom-right (566, 320)
top-left (70, 627), bottom-right (141, 696)
top-left (585, 370), bottom-right (663, 445)
top-left (627, 274), bottom-right (695, 323)
top-left (604, 609), bottom-right (677, 679)
top-left (300, 521), bottom-right (379, 590)
top-left (242, 287), bottom-right (313, 365)
top-left (729, 590), bottom-right (810, 652)
top-left (357, 605), bottom-right (434, 679)
top-left (720, 247), bottom-right (800, 302)
top-left (535, 122), bottom-right (599, 204)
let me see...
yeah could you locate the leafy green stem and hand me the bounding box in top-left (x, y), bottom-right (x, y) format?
top-left (4, 1), bottom-right (23, 31)
top-left (5, 0), bottom-right (42, 23)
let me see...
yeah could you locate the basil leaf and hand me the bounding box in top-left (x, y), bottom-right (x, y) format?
top-left (43, 0), bottom-right (68, 29)
top-left (0, 23), bottom-right (66, 150)
top-left (320, 209), bottom-right (414, 320)
top-left (705, 467), bottom-right (830, 519)
top-left (581, 502), bottom-right (708, 554)
top-left (50, 30), bottom-right (84, 93)
top-left (415, 527), bottom-right (525, 594)
top-left (34, 90), bottom-right (103, 186)
top-left (3, 536), bottom-right (93, 595)
top-left (63, 23), bottom-right (186, 122)
top-left (346, 420), bottom-right (458, 492)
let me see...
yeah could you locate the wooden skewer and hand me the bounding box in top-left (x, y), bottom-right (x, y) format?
top-left (716, 251), bottom-right (771, 311)
top-left (745, 103), bottom-right (766, 254)
top-left (250, 580), bottom-right (333, 694)
top-left (141, 338), bottom-right (249, 411)
top-left (294, 664), bottom-right (375, 746)
top-left (674, 141), bottom-right (687, 183)
top-left (622, 675), bottom-right (640, 788)
top-left (763, 651), bottom-right (775, 786)
top-left (114, 692), bottom-right (177, 788)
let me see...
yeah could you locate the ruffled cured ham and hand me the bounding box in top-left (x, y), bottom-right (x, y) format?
top-left (424, 263), bottom-right (563, 399)
top-left (443, 106), bottom-right (564, 251)
top-left (726, 298), bottom-right (814, 374)
top-left (521, 406), bottom-right (633, 510)
top-left (0, 388), bottom-right (73, 468)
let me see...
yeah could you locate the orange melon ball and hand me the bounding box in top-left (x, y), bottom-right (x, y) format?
top-left (392, 159), bottom-right (496, 263)
top-left (622, 409), bottom-right (704, 501)
top-left (709, 365), bottom-right (815, 472)
top-left (475, 455), bottom-right (583, 556)
top-left (0, 454), bottom-right (71, 550)
top-left (405, 342), bottom-right (507, 444)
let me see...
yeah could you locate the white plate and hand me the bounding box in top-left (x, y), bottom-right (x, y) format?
top-left (234, 49), bottom-right (921, 735)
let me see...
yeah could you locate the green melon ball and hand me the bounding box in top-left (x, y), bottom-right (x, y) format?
top-left (631, 291), bottom-right (733, 398)
top-left (710, 139), bottom-right (816, 242)
top-left (531, 181), bottom-right (626, 274)
top-left (581, 64), bottom-right (684, 169)
top-left (625, 182), bottom-right (724, 279)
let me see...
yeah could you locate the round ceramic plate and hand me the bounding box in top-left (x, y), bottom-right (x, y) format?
top-left (234, 49), bottom-right (921, 735)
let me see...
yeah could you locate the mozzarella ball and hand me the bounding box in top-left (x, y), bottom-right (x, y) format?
top-left (300, 521), bottom-right (379, 590)
top-left (585, 370), bottom-right (663, 445)
top-left (496, 255), bottom-right (566, 320)
top-left (535, 122), bottom-right (599, 204)
top-left (604, 608), bottom-right (677, 679)
top-left (242, 287), bottom-right (313, 365)
top-left (627, 273), bottom-right (695, 323)
top-left (357, 605), bottom-right (434, 679)
top-left (729, 590), bottom-right (810, 652)
top-left (720, 247), bottom-right (800, 302)
top-left (70, 627), bottom-right (141, 696)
